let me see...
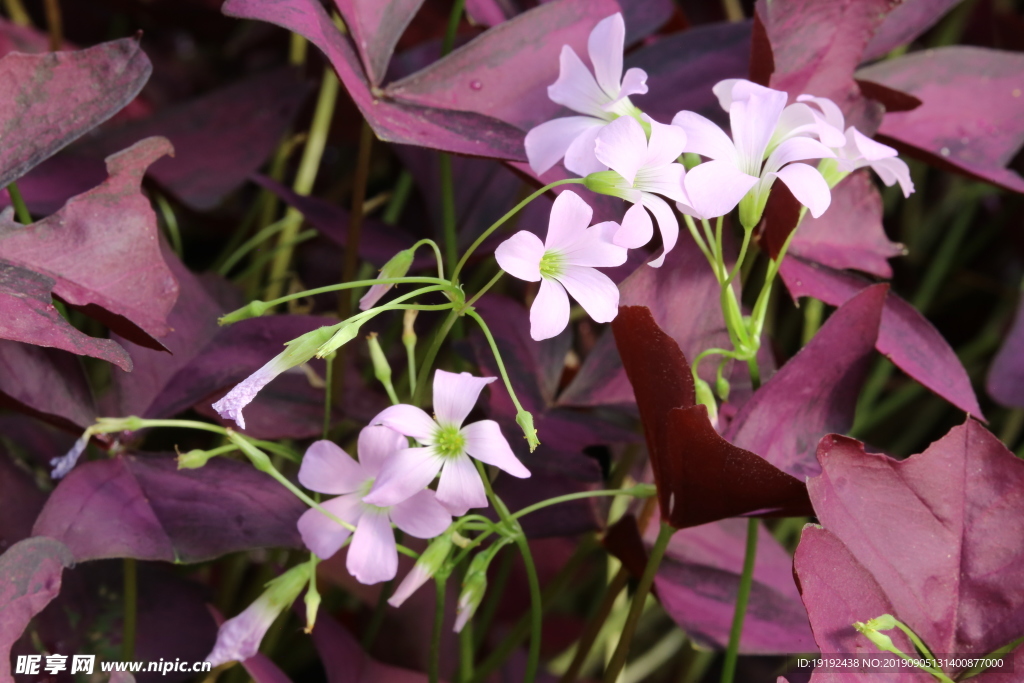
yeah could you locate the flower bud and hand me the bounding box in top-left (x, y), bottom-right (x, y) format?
top-left (388, 531), bottom-right (455, 608)
top-left (854, 619), bottom-right (897, 653)
top-left (682, 152), bottom-right (702, 171)
top-left (219, 300), bottom-right (272, 325)
top-left (715, 373), bottom-right (731, 402)
top-left (177, 448), bottom-right (217, 470)
top-left (366, 332), bottom-right (392, 385)
top-left (515, 410), bottom-right (540, 452)
top-left (454, 552), bottom-right (490, 633)
top-left (359, 248), bottom-right (414, 311)
top-left (402, 309), bottom-right (418, 348)
top-left (583, 171), bottom-right (639, 203)
top-left (694, 377), bottom-right (719, 427)
top-left (316, 320), bottom-right (363, 358)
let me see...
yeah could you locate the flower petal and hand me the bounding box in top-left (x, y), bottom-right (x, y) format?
top-left (364, 447), bottom-right (444, 507)
top-left (640, 193), bottom-right (681, 268)
top-left (563, 124), bottom-right (608, 176)
top-left (556, 264), bottom-right (620, 323)
top-left (712, 78), bottom-right (742, 110)
top-left (369, 404), bottom-right (437, 443)
top-left (774, 162), bottom-right (832, 217)
top-left (672, 111), bottom-right (737, 163)
top-left (347, 510), bottom-right (398, 584)
top-left (588, 13), bottom-right (626, 99)
top-left (762, 136), bottom-right (835, 176)
top-left (530, 277), bottom-right (570, 341)
top-left (796, 94), bottom-right (846, 132)
top-left (618, 67), bottom-right (648, 99)
top-left (644, 118), bottom-right (688, 168)
top-left (545, 190), bottom-right (594, 252)
top-left (357, 425), bottom-right (407, 478)
top-left (613, 202), bottom-right (654, 249)
top-left (594, 115), bottom-right (648, 186)
top-left (433, 369), bottom-right (496, 428)
top-left (388, 564), bottom-right (431, 608)
top-left (548, 45), bottom-right (608, 119)
top-left (390, 489), bottom-right (452, 538)
top-left (869, 156), bottom-right (914, 197)
top-left (358, 282), bottom-right (393, 311)
top-left (847, 127), bottom-right (898, 162)
top-left (206, 593), bottom-right (280, 666)
top-left (436, 454), bottom-right (488, 515)
top-left (211, 355), bottom-right (288, 430)
top-left (298, 440), bottom-right (365, 494)
top-left (463, 420), bottom-right (530, 478)
top-left (682, 158), bottom-right (759, 221)
top-left (525, 116), bottom-right (604, 176)
top-left (297, 493), bottom-right (363, 559)
top-left (495, 230), bottom-right (544, 282)
top-left (565, 220), bottom-right (628, 267)
top-left (729, 85), bottom-right (788, 170)
top-left (635, 162), bottom-right (688, 204)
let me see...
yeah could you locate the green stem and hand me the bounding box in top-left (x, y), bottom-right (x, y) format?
top-left (341, 121), bottom-right (375, 317)
top-left (413, 309), bottom-right (461, 406)
top-left (225, 276), bottom-right (450, 318)
top-left (511, 486), bottom-right (655, 520)
top-left (122, 558), bottom-right (137, 660)
top-left (322, 352), bottom-right (334, 439)
top-left (362, 570), bottom-right (398, 649)
top-left (383, 171), bottom-right (414, 225)
top-left (154, 193), bottom-right (183, 257)
top-left (602, 522), bottom-right (675, 683)
top-left (801, 298), bottom-right (825, 345)
top-left (515, 534), bottom-right (543, 683)
top-left (440, 153), bottom-right (458, 275)
top-left (430, 577), bottom-right (447, 683)
top-left (560, 566), bottom-right (630, 683)
top-left (465, 271), bottom-right (503, 308)
top-left (720, 518), bottom-right (759, 683)
top-left (465, 310), bottom-right (527, 414)
top-left (6, 181), bottom-right (31, 224)
top-left (682, 214), bottom-right (716, 271)
top-left (217, 217), bottom-right (289, 276)
top-left (451, 179), bottom-right (584, 283)
top-left (441, 0), bottom-right (466, 55)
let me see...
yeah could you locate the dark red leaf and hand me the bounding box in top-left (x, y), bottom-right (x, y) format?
top-left (987, 293), bottom-right (1024, 408)
top-left (0, 341), bottom-right (96, 431)
top-left (335, 0), bottom-right (425, 86)
top-left (309, 607), bottom-right (432, 683)
top-left (0, 450), bottom-right (47, 551)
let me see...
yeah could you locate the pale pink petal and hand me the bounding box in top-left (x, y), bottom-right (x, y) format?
top-left (358, 282), bottom-right (392, 311)
top-left (588, 13), bottom-right (626, 98)
top-left (593, 116), bottom-right (648, 186)
top-left (298, 440), bottom-right (365, 494)
top-left (364, 447), bottom-right (444, 507)
top-left (729, 78), bottom-right (788, 104)
top-left (774, 162), bottom-right (832, 217)
top-left (847, 127), bottom-right (898, 162)
top-left (729, 86), bottom-right (788, 171)
top-left (462, 420), bottom-right (530, 478)
top-left (671, 111), bottom-right (737, 163)
top-left (50, 434), bottom-right (88, 479)
top-left (613, 202), bottom-right (653, 249)
top-left (618, 67), bottom-right (648, 98)
top-left (563, 124), bottom-right (608, 176)
top-left (212, 355), bottom-right (289, 430)
top-left (347, 509), bottom-right (398, 584)
top-left (770, 102), bottom-right (845, 149)
top-left (635, 162), bottom-right (688, 203)
top-left (390, 489), bottom-right (452, 538)
top-left (297, 493), bottom-right (363, 559)
top-left (565, 220), bottom-right (628, 267)
top-left (869, 156), bottom-right (914, 197)
top-left (681, 159), bottom-right (758, 220)
top-left (762, 136), bottom-right (835, 176)
top-left (548, 45), bottom-right (608, 118)
top-left (644, 118), bottom-right (687, 168)
top-left (556, 264), bottom-right (620, 322)
top-left (206, 593), bottom-right (280, 666)
top-left (530, 277), bottom-right (570, 341)
top-left (369, 404), bottom-right (437, 443)
top-left (436, 454), bottom-right (488, 515)
top-left (388, 564), bottom-right (431, 608)
top-left (712, 78), bottom-right (742, 111)
top-left (545, 190), bottom-right (595, 252)
top-left (640, 193), bottom-right (680, 268)
top-left (796, 94), bottom-right (846, 131)
top-left (495, 231), bottom-right (544, 282)
top-left (525, 116), bottom-right (604, 176)
top-left (433, 369), bottom-right (496, 428)
top-left (357, 425), bottom-right (407, 478)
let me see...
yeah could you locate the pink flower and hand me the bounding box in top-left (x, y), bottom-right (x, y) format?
top-left (495, 190), bottom-right (627, 340)
top-left (671, 79), bottom-right (836, 227)
top-left (585, 115), bottom-right (690, 267)
top-left (297, 428), bottom-right (452, 585)
top-left (525, 13), bottom-right (648, 177)
top-left (364, 370), bottom-right (530, 515)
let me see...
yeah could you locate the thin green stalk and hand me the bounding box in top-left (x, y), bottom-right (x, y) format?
top-left (430, 577), bottom-right (447, 683)
top-left (451, 179), bottom-right (584, 283)
top-left (122, 558), bottom-right (137, 660)
top-left (465, 271), bottom-right (503, 308)
top-left (720, 518), bottom-right (759, 683)
top-left (240, 230), bottom-right (318, 289)
top-left (466, 309), bottom-right (528, 415)
top-left (602, 522), bottom-right (675, 683)
top-left (682, 214), bottom-right (716, 270)
top-left (383, 171), bottom-right (414, 224)
top-left (911, 203), bottom-right (976, 313)
top-left (801, 298), bottom-right (825, 345)
top-left (155, 193), bottom-right (183, 258)
top-left (459, 562), bottom-right (475, 683)
top-left (442, 0), bottom-right (467, 55)
top-left (515, 534), bottom-right (543, 683)
top-left (472, 548), bottom-right (513, 651)
top-left (413, 309), bottom-right (460, 406)
top-left (560, 566), bottom-right (630, 683)
top-left (322, 352), bottom-right (334, 439)
top-left (440, 153), bottom-right (458, 273)
top-left (341, 121), bottom-right (375, 317)
top-left (6, 181), bottom-right (31, 224)
top-left (511, 486), bottom-right (655, 520)
top-left (362, 571), bottom-right (398, 649)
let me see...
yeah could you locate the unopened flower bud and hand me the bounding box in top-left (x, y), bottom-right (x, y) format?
top-left (516, 410), bottom-right (540, 452)
top-left (388, 531), bottom-right (454, 608)
top-left (359, 248), bottom-right (414, 311)
top-left (219, 300), bottom-right (272, 325)
top-left (177, 448), bottom-right (217, 470)
top-left (402, 310), bottom-right (418, 347)
top-left (682, 152), bottom-right (702, 171)
top-left (854, 619), bottom-right (897, 653)
top-left (715, 373), bottom-right (731, 402)
top-left (583, 171), bottom-right (638, 202)
top-left (454, 552), bottom-right (490, 633)
top-left (316, 320), bottom-right (363, 358)
top-left (304, 573), bottom-right (321, 633)
top-left (366, 332), bottom-right (392, 385)
top-left (694, 377), bottom-right (719, 427)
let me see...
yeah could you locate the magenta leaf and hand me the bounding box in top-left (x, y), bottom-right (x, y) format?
top-left (0, 448), bottom-right (47, 550)
top-left (862, 0), bottom-right (965, 60)
top-left (222, 0), bottom-right (526, 160)
top-left (0, 36), bottom-right (151, 188)
top-left (987, 293), bottom-right (1024, 408)
top-left (0, 537), bottom-right (74, 681)
top-left (788, 172), bottom-right (904, 279)
top-left (655, 519), bottom-right (815, 654)
top-left (0, 137), bottom-right (180, 350)
top-left (725, 284), bottom-right (886, 480)
top-left (858, 46), bottom-right (1024, 193)
top-left (335, 0), bottom-right (425, 86)
top-left (796, 421), bottom-right (1024, 678)
top-left (779, 255), bottom-right (985, 419)
top-left (308, 606), bottom-right (431, 683)
top-left (0, 260), bottom-right (133, 370)
top-left (32, 453), bottom-right (305, 562)
top-left (0, 341), bottom-right (96, 431)
top-left (385, 0), bottom-right (617, 130)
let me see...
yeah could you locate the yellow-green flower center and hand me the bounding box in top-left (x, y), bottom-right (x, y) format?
top-left (434, 424), bottom-right (466, 459)
top-left (357, 478), bottom-right (389, 513)
top-left (539, 250), bottom-right (565, 279)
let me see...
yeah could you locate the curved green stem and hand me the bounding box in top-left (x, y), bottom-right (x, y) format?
top-left (511, 486), bottom-right (655, 520)
top-left (5, 181), bottom-right (31, 224)
top-left (412, 238), bottom-right (446, 280)
top-left (720, 518), bottom-right (759, 683)
top-left (465, 271), bottom-right (503, 308)
top-left (430, 577), bottom-right (447, 683)
top-left (413, 308), bottom-right (461, 406)
top-left (465, 310), bottom-right (527, 415)
top-left (515, 534), bottom-right (543, 683)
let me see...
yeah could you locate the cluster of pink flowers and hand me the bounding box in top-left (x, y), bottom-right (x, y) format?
top-left (500, 12), bottom-right (912, 341)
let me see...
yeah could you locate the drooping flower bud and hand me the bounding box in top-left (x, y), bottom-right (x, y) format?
top-left (694, 377), bottom-right (719, 427)
top-left (454, 551), bottom-right (490, 633)
top-left (388, 530), bottom-right (454, 608)
top-left (366, 332), bottom-right (392, 386)
top-left (316, 320), bottom-right (363, 358)
top-left (516, 410), bottom-right (540, 453)
top-left (177, 448), bottom-right (218, 470)
top-left (359, 248), bottom-right (414, 311)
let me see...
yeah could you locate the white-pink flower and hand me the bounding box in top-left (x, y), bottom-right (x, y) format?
top-left (671, 79), bottom-right (836, 227)
top-left (796, 94), bottom-right (914, 197)
top-left (364, 370), bottom-right (530, 516)
top-left (495, 190), bottom-right (627, 340)
top-left (525, 13), bottom-right (648, 177)
top-left (586, 115), bottom-right (690, 267)
top-left (297, 428), bottom-right (451, 585)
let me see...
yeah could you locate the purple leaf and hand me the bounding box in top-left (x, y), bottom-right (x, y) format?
top-left (619, 0), bottom-right (677, 46)
top-left (726, 284), bottom-right (886, 480)
top-left (0, 36), bottom-right (151, 188)
top-left (222, 0), bottom-right (527, 160)
top-left (0, 341), bottom-right (97, 431)
top-left (0, 16), bottom-right (51, 55)
top-left (0, 450), bottom-right (47, 551)
top-left (81, 68), bottom-right (310, 210)
top-left (788, 172), bottom-right (904, 279)
top-left (0, 260), bottom-right (133, 370)
top-left (798, 421), bottom-right (1024, 677)
top-left (32, 453), bottom-right (305, 562)
top-left (335, 0), bottom-right (425, 86)
top-left (655, 519), bottom-right (815, 654)
top-left (857, 46), bottom-right (1024, 193)
top-left (779, 255), bottom-right (985, 419)
top-left (309, 607), bottom-right (432, 683)
top-left (466, 0), bottom-right (507, 27)
top-left (385, 0), bottom-right (618, 130)
top-left (862, 0), bottom-right (966, 61)
top-left (0, 537), bottom-right (73, 681)
top-left (987, 293), bottom-right (1024, 408)
top-left (0, 152), bottom-right (106, 217)
top-left (0, 137), bottom-right (180, 350)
